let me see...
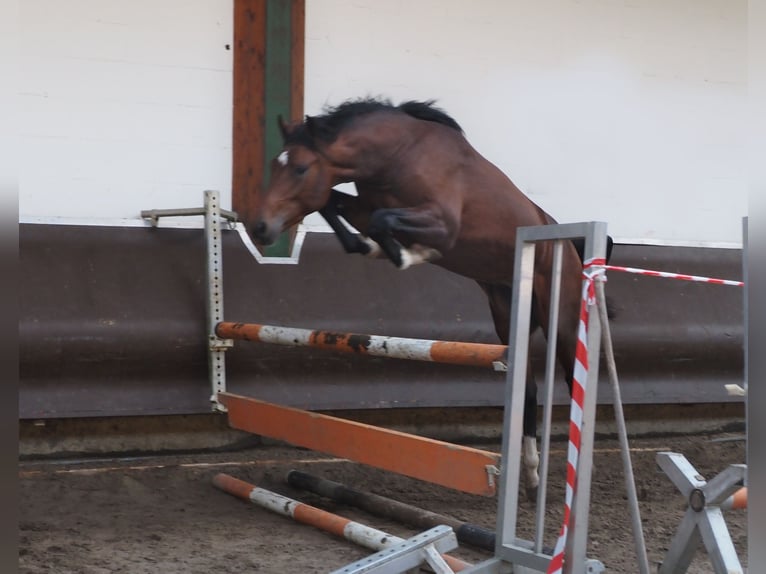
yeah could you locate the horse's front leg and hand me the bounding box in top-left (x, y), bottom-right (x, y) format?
top-left (319, 189), bottom-right (382, 257)
top-left (366, 207), bottom-right (451, 270)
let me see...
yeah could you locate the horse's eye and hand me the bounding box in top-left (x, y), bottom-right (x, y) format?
top-left (293, 165), bottom-right (309, 176)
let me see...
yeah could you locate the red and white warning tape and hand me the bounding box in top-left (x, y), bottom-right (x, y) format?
top-left (604, 265), bottom-right (743, 287)
top-left (547, 257), bottom-right (606, 574)
top-left (548, 257), bottom-right (741, 572)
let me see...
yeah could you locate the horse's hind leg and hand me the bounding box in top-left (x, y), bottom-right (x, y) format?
top-left (522, 370), bottom-right (541, 500)
top-left (534, 247), bottom-right (584, 398)
top-left (477, 281), bottom-right (541, 500)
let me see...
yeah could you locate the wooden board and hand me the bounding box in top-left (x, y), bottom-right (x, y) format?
top-left (219, 392), bottom-right (500, 496)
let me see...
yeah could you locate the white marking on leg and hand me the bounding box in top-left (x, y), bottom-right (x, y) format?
top-left (277, 150), bottom-right (289, 166)
top-left (522, 436), bottom-right (540, 491)
top-left (397, 245), bottom-right (441, 270)
top-left (361, 237), bottom-right (383, 258)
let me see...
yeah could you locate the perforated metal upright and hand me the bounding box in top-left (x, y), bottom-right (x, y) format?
top-left (204, 190), bottom-right (233, 412)
top-left (140, 190), bottom-right (236, 412)
top-left (462, 221), bottom-right (608, 574)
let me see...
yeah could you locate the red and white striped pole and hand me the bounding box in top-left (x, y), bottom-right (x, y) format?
top-left (604, 265), bottom-right (743, 287)
top-left (547, 258), bottom-right (606, 574)
top-left (212, 473), bottom-right (471, 572)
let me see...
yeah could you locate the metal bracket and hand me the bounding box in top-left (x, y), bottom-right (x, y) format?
top-left (140, 206), bottom-right (238, 228)
top-left (329, 525), bottom-right (459, 574)
top-left (486, 464), bottom-right (501, 489)
top-left (209, 335), bottom-right (234, 352)
top-left (656, 451), bottom-right (745, 574)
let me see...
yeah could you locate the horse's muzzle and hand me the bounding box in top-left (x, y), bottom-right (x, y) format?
top-left (251, 220), bottom-right (276, 245)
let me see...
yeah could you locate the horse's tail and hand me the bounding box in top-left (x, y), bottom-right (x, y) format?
top-left (570, 236), bottom-right (614, 265)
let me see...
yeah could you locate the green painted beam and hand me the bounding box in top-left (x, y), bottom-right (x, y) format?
top-left (262, 0), bottom-right (294, 257)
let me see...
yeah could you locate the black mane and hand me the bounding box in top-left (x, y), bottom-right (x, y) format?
top-left (397, 100), bottom-right (463, 133)
top-left (285, 98), bottom-right (463, 147)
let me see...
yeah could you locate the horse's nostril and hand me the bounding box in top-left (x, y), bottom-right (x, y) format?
top-left (253, 221), bottom-right (267, 237)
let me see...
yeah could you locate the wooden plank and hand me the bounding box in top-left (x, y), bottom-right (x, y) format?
top-left (290, 0), bottom-right (305, 121)
top-left (232, 0), bottom-right (267, 231)
top-left (232, 0), bottom-right (304, 255)
top-left (264, 0), bottom-right (293, 162)
top-left (219, 392), bottom-right (500, 496)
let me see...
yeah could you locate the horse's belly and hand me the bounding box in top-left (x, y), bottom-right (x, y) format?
top-left (435, 244), bottom-right (515, 285)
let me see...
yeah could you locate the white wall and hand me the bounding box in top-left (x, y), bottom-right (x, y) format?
top-left (304, 0), bottom-right (747, 247)
top-left (19, 0), bottom-right (746, 247)
top-left (19, 0), bottom-right (233, 221)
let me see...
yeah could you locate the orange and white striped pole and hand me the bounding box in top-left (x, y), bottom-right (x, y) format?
top-left (216, 322), bottom-right (507, 369)
top-left (212, 473), bottom-right (471, 572)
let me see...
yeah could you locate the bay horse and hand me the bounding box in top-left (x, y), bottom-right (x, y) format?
top-left (250, 98), bottom-right (612, 498)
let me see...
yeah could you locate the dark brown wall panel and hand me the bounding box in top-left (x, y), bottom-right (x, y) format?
top-left (19, 224), bottom-right (744, 419)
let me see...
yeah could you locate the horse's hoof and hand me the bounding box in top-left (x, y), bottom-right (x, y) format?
top-left (526, 485), bottom-right (538, 502)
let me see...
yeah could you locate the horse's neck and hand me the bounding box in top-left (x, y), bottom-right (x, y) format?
top-left (327, 120), bottom-right (414, 184)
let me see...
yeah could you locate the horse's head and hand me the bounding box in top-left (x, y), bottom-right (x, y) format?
top-left (251, 116), bottom-right (335, 245)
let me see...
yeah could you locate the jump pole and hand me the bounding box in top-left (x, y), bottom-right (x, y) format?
top-left (216, 322), bottom-right (505, 497)
top-left (218, 392), bottom-right (500, 497)
top-left (286, 469), bottom-right (496, 551)
top-left (215, 322), bottom-right (507, 369)
top-left (721, 487), bottom-right (747, 511)
top-left (213, 473), bottom-right (472, 572)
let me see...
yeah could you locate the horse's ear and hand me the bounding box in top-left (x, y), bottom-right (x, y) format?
top-left (277, 115), bottom-right (289, 141)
